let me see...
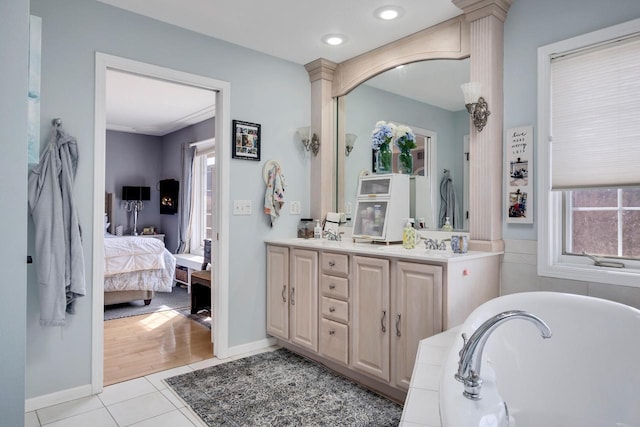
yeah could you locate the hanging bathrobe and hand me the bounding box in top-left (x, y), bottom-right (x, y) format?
top-left (439, 169), bottom-right (460, 229)
top-left (28, 126), bottom-right (86, 326)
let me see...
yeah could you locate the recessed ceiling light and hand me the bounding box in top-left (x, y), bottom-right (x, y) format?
top-left (374, 6), bottom-right (404, 21)
top-left (322, 34), bottom-right (347, 46)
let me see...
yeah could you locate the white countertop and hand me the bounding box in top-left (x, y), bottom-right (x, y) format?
top-left (265, 238), bottom-right (501, 264)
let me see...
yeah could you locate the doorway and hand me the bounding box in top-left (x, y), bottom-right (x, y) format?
top-left (93, 53), bottom-right (231, 393)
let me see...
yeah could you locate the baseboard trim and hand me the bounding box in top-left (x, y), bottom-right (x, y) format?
top-left (220, 338), bottom-right (276, 359)
top-left (25, 384), bottom-right (92, 412)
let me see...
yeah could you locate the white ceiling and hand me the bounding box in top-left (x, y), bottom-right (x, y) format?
top-left (97, 0), bottom-right (463, 65)
top-left (102, 1), bottom-right (467, 134)
top-left (106, 69), bottom-right (216, 136)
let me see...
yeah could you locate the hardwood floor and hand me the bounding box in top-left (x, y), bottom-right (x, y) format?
top-left (104, 310), bottom-right (213, 386)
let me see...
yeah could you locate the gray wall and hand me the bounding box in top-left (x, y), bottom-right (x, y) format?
top-left (503, 0), bottom-right (640, 240)
top-left (500, 0), bottom-right (640, 303)
top-left (106, 131), bottom-right (163, 235)
top-left (161, 118), bottom-right (215, 253)
top-left (0, 0), bottom-right (29, 423)
top-left (27, 0), bottom-right (310, 399)
top-left (344, 84), bottom-right (467, 225)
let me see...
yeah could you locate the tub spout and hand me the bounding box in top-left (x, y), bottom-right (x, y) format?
top-left (455, 310), bottom-right (552, 400)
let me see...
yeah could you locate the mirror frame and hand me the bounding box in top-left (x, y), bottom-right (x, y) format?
top-left (306, 1), bottom-right (512, 251)
top-left (333, 16), bottom-right (470, 218)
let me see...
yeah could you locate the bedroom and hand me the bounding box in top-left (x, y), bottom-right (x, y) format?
top-left (103, 68), bottom-right (217, 385)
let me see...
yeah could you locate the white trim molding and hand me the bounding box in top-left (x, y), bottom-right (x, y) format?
top-left (25, 384), bottom-right (93, 412)
top-left (537, 18), bottom-right (640, 288)
top-left (93, 53), bottom-right (231, 393)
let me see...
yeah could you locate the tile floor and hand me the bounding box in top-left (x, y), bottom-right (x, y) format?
top-left (26, 346), bottom-right (278, 427)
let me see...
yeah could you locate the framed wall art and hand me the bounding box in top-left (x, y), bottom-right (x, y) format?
top-left (232, 120), bottom-right (261, 161)
top-left (505, 125), bottom-right (533, 224)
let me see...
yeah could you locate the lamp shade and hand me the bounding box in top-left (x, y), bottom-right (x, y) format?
top-left (460, 82), bottom-right (482, 104)
top-left (345, 133), bottom-right (358, 150)
top-left (122, 186), bottom-right (151, 201)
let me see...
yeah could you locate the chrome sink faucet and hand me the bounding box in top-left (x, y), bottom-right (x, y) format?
top-left (323, 229), bottom-right (343, 241)
top-left (423, 238), bottom-right (450, 251)
top-left (455, 310), bottom-right (552, 400)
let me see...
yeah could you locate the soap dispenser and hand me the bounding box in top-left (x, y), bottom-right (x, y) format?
top-left (402, 218), bottom-right (416, 249)
top-left (442, 216), bottom-right (453, 232)
top-left (314, 220), bottom-right (322, 239)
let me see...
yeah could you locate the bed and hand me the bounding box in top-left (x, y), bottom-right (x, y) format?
top-left (104, 193), bottom-right (176, 306)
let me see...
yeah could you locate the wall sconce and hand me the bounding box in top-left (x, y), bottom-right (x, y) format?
top-left (297, 126), bottom-right (320, 156)
top-left (461, 82), bottom-right (491, 132)
top-left (345, 133), bottom-right (358, 156)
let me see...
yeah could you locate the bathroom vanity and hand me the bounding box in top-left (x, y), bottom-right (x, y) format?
top-left (265, 238), bottom-right (501, 401)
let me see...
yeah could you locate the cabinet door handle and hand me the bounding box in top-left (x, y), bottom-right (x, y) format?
top-left (328, 261), bottom-right (336, 268)
top-left (329, 329), bottom-right (335, 335)
top-left (396, 314), bottom-right (402, 337)
top-left (381, 310), bottom-right (387, 333)
top-left (290, 287), bottom-right (295, 305)
top-left (329, 283), bottom-right (336, 290)
top-left (329, 306), bottom-right (336, 313)
top-left (281, 285), bottom-right (287, 303)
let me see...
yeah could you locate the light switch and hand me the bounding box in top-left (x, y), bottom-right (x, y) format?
top-left (290, 201), bottom-right (301, 215)
top-left (233, 200), bottom-right (252, 215)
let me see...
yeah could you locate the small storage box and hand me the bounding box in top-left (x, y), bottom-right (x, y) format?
top-left (175, 266), bottom-right (188, 283)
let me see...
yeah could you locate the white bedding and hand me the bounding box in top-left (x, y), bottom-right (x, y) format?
top-left (103, 235), bottom-right (176, 293)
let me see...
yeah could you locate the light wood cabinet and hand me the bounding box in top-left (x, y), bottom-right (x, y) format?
top-left (352, 256), bottom-right (390, 382)
top-left (290, 249), bottom-right (318, 351)
top-left (393, 261), bottom-right (443, 389)
top-left (318, 252), bottom-right (350, 365)
top-left (267, 246), bottom-right (318, 352)
top-left (266, 241), bottom-right (499, 402)
top-left (266, 245), bottom-right (289, 340)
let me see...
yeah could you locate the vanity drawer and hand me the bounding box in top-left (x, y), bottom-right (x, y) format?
top-left (321, 297), bottom-right (349, 323)
top-left (321, 252), bottom-right (349, 276)
top-left (320, 274), bottom-right (349, 299)
top-left (319, 318), bottom-right (349, 365)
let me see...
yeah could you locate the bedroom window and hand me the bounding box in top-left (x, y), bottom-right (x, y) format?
top-left (191, 138), bottom-right (215, 256)
top-left (538, 18), bottom-right (640, 287)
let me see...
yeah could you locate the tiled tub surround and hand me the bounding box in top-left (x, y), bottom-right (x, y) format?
top-left (403, 292), bottom-right (640, 426)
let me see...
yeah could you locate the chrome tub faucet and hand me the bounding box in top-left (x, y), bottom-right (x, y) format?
top-left (455, 310), bottom-right (552, 400)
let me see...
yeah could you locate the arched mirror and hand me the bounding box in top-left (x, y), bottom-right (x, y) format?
top-left (337, 58), bottom-right (470, 231)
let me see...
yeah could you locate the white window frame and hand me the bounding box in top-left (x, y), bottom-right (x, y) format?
top-left (190, 138), bottom-right (215, 256)
top-left (538, 18), bottom-right (640, 288)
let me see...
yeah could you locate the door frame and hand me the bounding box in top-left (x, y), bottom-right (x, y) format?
top-left (92, 52), bottom-right (231, 393)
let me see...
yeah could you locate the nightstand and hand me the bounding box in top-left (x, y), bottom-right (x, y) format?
top-left (137, 233), bottom-right (165, 244)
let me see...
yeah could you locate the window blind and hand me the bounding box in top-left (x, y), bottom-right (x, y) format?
top-left (550, 35), bottom-right (640, 189)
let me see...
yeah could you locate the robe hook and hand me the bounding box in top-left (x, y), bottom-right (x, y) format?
top-left (52, 118), bottom-right (62, 127)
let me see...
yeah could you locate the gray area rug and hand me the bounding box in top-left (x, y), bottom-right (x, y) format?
top-left (165, 348), bottom-right (403, 426)
top-left (104, 285), bottom-right (190, 320)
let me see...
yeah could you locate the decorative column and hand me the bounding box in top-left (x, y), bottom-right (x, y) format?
top-left (305, 59), bottom-right (337, 220)
top-left (452, 0), bottom-right (512, 252)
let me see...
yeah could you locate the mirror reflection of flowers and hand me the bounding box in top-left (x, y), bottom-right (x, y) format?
top-left (371, 121), bottom-right (396, 173)
top-left (395, 125), bottom-right (416, 174)
top-left (371, 121), bottom-right (396, 149)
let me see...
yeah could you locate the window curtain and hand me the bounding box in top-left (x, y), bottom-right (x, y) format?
top-left (176, 143), bottom-right (196, 254)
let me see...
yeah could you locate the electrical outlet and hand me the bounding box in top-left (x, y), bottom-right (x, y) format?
top-left (233, 200), bottom-right (252, 215)
top-left (345, 202), bottom-right (352, 215)
top-left (290, 201), bottom-right (301, 215)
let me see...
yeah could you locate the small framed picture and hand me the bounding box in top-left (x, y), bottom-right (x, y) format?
top-left (232, 120), bottom-right (261, 161)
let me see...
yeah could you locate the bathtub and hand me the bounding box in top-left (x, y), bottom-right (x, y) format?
top-left (440, 292), bottom-right (640, 427)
